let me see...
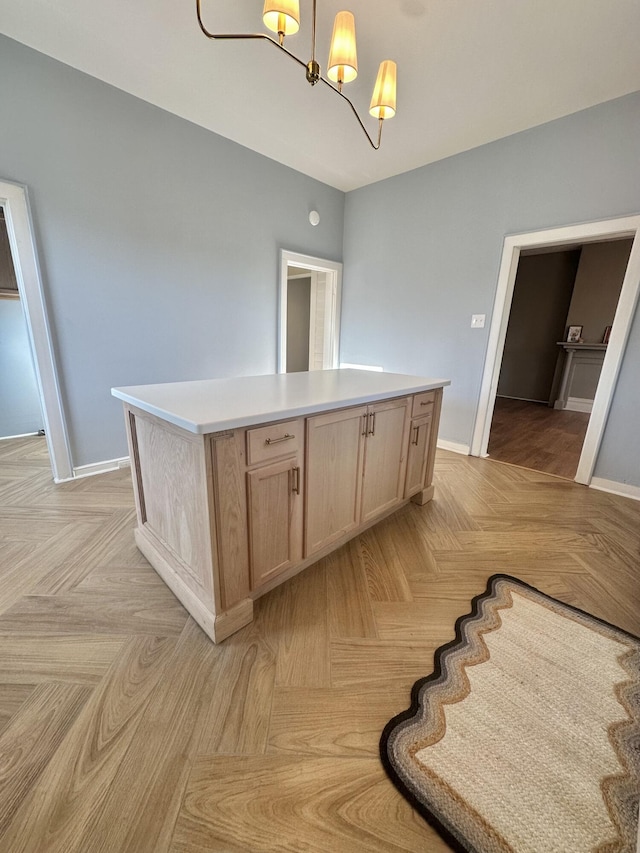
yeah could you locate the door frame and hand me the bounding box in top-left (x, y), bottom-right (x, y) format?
top-left (278, 250), bottom-right (342, 374)
top-left (471, 215), bottom-right (640, 484)
top-left (0, 179), bottom-right (73, 481)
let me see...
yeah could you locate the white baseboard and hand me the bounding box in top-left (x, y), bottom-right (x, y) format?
top-left (565, 397), bottom-right (593, 414)
top-left (68, 456), bottom-right (131, 481)
top-left (0, 431), bottom-right (41, 440)
top-left (590, 477), bottom-right (640, 502)
top-left (437, 439), bottom-right (470, 456)
top-left (497, 395), bottom-right (548, 405)
top-left (58, 451), bottom-right (639, 503)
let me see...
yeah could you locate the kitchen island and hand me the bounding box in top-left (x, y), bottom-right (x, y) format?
top-left (112, 370), bottom-right (450, 642)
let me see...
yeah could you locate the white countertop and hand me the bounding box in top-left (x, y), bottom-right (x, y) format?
top-left (112, 370), bottom-right (450, 435)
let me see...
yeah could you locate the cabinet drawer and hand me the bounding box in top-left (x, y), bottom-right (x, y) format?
top-left (246, 419), bottom-right (301, 465)
top-left (412, 390), bottom-right (435, 418)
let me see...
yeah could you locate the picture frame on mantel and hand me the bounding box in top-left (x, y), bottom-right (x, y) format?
top-left (602, 325), bottom-right (612, 345)
top-left (567, 325), bottom-right (583, 343)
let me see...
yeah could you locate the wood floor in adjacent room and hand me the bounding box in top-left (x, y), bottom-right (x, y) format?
top-left (487, 396), bottom-right (590, 479)
top-left (1, 435), bottom-right (639, 852)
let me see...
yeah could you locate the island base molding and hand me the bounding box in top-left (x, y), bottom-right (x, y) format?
top-left (135, 527), bottom-right (255, 643)
top-left (410, 484), bottom-right (435, 506)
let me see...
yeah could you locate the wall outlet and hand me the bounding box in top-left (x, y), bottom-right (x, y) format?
top-left (471, 314), bottom-right (486, 328)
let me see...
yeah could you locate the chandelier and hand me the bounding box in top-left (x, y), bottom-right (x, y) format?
top-left (196, 1), bottom-right (397, 149)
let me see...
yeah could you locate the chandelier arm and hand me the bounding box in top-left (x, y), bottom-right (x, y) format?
top-left (196, 0), bottom-right (384, 149)
top-left (317, 76), bottom-right (383, 149)
top-left (196, 0), bottom-right (310, 73)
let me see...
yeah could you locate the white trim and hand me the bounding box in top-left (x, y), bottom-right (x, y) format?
top-left (497, 394), bottom-right (547, 404)
top-left (0, 431), bottom-right (41, 441)
top-left (307, 270), bottom-right (318, 369)
top-left (590, 477), bottom-right (640, 502)
top-left (69, 456), bottom-right (130, 481)
top-left (1, 179), bottom-right (73, 482)
top-left (437, 439), bottom-right (470, 455)
top-left (565, 397), bottom-right (593, 414)
top-left (322, 273), bottom-right (337, 370)
top-left (278, 250), bottom-right (342, 374)
top-left (471, 215), bottom-right (640, 485)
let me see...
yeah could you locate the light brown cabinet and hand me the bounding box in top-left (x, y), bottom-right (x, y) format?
top-left (404, 413), bottom-right (432, 498)
top-left (246, 419), bottom-right (303, 589)
top-left (122, 385), bottom-right (444, 643)
top-left (304, 404), bottom-right (366, 556)
top-left (305, 397), bottom-right (411, 555)
top-left (360, 397), bottom-right (411, 523)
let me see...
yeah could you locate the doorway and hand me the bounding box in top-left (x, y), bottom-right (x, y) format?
top-left (486, 238), bottom-right (632, 479)
top-left (0, 179), bottom-right (72, 481)
top-left (277, 250), bottom-right (342, 374)
top-left (0, 208), bottom-right (44, 439)
top-left (471, 215), bottom-right (640, 485)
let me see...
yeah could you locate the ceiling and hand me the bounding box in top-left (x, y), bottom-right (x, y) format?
top-left (2, 0), bottom-right (639, 191)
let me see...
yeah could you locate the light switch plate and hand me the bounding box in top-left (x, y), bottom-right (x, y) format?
top-left (471, 314), bottom-right (486, 328)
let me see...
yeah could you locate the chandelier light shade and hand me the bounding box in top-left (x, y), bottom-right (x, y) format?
top-left (327, 11), bottom-right (358, 89)
top-left (369, 60), bottom-right (397, 119)
top-left (263, 0), bottom-right (300, 41)
top-left (196, 0), bottom-right (396, 149)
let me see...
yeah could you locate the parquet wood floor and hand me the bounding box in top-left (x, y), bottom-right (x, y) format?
top-left (487, 396), bottom-right (590, 479)
top-left (1, 435), bottom-right (639, 852)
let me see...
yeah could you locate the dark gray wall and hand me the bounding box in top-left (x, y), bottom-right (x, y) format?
top-left (286, 276), bottom-right (311, 373)
top-left (497, 251), bottom-right (580, 402)
top-left (0, 35), bottom-right (344, 467)
top-left (567, 239), bottom-right (632, 343)
top-left (342, 91), bottom-right (640, 486)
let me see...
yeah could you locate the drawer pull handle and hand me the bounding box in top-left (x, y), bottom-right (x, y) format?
top-left (265, 433), bottom-right (295, 445)
top-left (362, 414), bottom-right (369, 436)
top-left (420, 400), bottom-right (432, 406)
top-left (291, 466), bottom-right (301, 495)
top-left (411, 425), bottom-right (420, 445)
top-left (368, 412), bottom-right (376, 436)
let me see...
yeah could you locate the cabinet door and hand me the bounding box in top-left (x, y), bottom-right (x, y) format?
top-left (305, 405), bottom-right (367, 557)
top-left (361, 397), bottom-right (411, 523)
top-left (404, 414), bottom-right (432, 498)
top-left (247, 458), bottom-right (303, 589)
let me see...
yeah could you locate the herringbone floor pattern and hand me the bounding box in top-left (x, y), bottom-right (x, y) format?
top-left (0, 435), bottom-right (638, 852)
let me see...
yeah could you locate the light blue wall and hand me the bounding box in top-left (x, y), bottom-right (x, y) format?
top-left (342, 92), bottom-right (640, 486)
top-left (0, 35), bottom-right (344, 467)
top-left (1, 34), bottom-right (638, 486)
top-left (0, 298), bottom-right (43, 437)
top-left (594, 317), bottom-right (640, 486)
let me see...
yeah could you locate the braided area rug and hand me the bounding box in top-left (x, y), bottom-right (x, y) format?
top-left (380, 574), bottom-right (640, 853)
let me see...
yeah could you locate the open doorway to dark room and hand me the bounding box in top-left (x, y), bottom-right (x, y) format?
top-left (487, 237), bottom-right (633, 479)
